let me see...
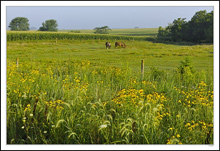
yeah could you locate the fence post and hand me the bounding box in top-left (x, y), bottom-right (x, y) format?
top-left (141, 60), bottom-right (144, 79)
top-left (16, 57), bottom-right (19, 69)
top-left (56, 38), bottom-right (57, 44)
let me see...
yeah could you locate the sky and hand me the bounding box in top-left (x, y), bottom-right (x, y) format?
top-left (6, 6), bottom-right (214, 30)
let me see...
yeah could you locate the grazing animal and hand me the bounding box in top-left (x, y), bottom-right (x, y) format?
top-left (121, 42), bottom-right (126, 48)
top-left (115, 42), bottom-right (121, 48)
top-left (115, 42), bottom-right (126, 48)
top-left (105, 42), bottom-right (111, 49)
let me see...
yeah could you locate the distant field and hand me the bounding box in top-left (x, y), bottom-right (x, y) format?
top-left (58, 28), bottom-right (158, 36)
top-left (109, 28), bottom-right (158, 36)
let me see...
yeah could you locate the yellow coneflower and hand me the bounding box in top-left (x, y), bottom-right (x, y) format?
top-left (169, 127), bottom-right (173, 130)
top-left (185, 123), bottom-right (191, 127)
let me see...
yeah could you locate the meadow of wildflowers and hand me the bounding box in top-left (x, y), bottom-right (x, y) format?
top-left (7, 57), bottom-right (213, 144)
top-left (6, 31), bottom-right (213, 144)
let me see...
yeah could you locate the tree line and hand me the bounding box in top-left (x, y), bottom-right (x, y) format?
top-left (8, 17), bottom-right (59, 31)
top-left (157, 10), bottom-right (213, 43)
top-left (8, 17), bottom-right (111, 34)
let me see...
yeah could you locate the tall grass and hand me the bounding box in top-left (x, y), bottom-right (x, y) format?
top-left (7, 58), bottom-right (213, 144)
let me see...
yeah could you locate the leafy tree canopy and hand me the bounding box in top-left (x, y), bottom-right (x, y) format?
top-left (39, 19), bottom-right (58, 31)
top-left (157, 10), bottom-right (213, 43)
top-left (8, 17), bottom-right (30, 31)
top-left (94, 26), bottom-right (111, 34)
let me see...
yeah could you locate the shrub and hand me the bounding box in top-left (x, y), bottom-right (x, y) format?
top-left (149, 66), bottom-right (166, 81)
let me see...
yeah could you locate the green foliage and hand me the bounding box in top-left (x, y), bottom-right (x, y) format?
top-left (8, 17), bottom-right (30, 31)
top-left (157, 26), bottom-right (171, 41)
top-left (157, 10), bottom-right (213, 43)
top-left (178, 57), bottom-right (194, 75)
top-left (170, 18), bottom-right (187, 42)
top-left (94, 26), bottom-right (111, 34)
top-left (39, 19), bottom-right (58, 31)
top-left (189, 10), bottom-right (213, 43)
top-left (176, 57), bottom-right (197, 86)
top-left (149, 66), bottom-right (166, 81)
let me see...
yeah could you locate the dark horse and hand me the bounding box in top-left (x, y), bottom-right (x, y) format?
top-left (105, 42), bottom-right (111, 49)
top-left (115, 42), bottom-right (126, 48)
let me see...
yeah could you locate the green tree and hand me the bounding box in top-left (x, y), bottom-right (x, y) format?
top-left (8, 17), bottom-right (30, 31)
top-left (157, 10), bottom-right (213, 43)
top-left (204, 11), bottom-right (213, 43)
top-left (94, 26), bottom-right (111, 34)
top-left (168, 18), bottom-right (187, 42)
top-left (188, 10), bottom-right (213, 42)
top-left (157, 26), bottom-right (171, 41)
top-left (39, 19), bottom-right (58, 31)
top-left (39, 22), bottom-right (46, 31)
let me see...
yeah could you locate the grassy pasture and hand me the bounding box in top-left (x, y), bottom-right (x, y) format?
top-left (6, 29), bottom-right (213, 144)
top-left (7, 39), bottom-right (213, 73)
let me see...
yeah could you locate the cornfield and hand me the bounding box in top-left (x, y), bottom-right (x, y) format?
top-left (7, 32), bottom-right (156, 41)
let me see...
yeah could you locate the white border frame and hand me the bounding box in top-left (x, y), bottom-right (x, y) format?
top-left (1, 1), bottom-right (219, 150)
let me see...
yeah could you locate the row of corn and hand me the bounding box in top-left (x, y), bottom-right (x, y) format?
top-left (7, 32), bottom-right (156, 41)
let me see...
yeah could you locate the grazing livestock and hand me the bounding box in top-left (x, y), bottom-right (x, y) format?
top-left (115, 42), bottom-right (126, 48)
top-left (105, 42), bottom-right (111, 49)
top-left (121, 42), bottom-right (126, 48)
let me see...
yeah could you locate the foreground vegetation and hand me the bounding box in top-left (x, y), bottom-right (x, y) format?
top-left (6, 29), bottom-right (213, 144)
top-left (7, 58), bottom-right (213, 144)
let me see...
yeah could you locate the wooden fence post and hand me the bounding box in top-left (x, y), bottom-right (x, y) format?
top-left (16, 57), bottom-right (19, 69)
top-left (141, 60), bottom-right (144, 79)
top-left (56, 38), bottom-right (57, 44)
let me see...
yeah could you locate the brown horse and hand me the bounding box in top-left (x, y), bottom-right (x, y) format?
top-left (121, 42), bottom-right (126, 48)
top-left (115, 42), bottom-right (126, 48)
top-left (105, 42), bottom-right (111, 49)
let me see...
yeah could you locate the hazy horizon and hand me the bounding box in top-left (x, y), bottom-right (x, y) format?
top-left (6, 6), bottom-right (213, 30)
